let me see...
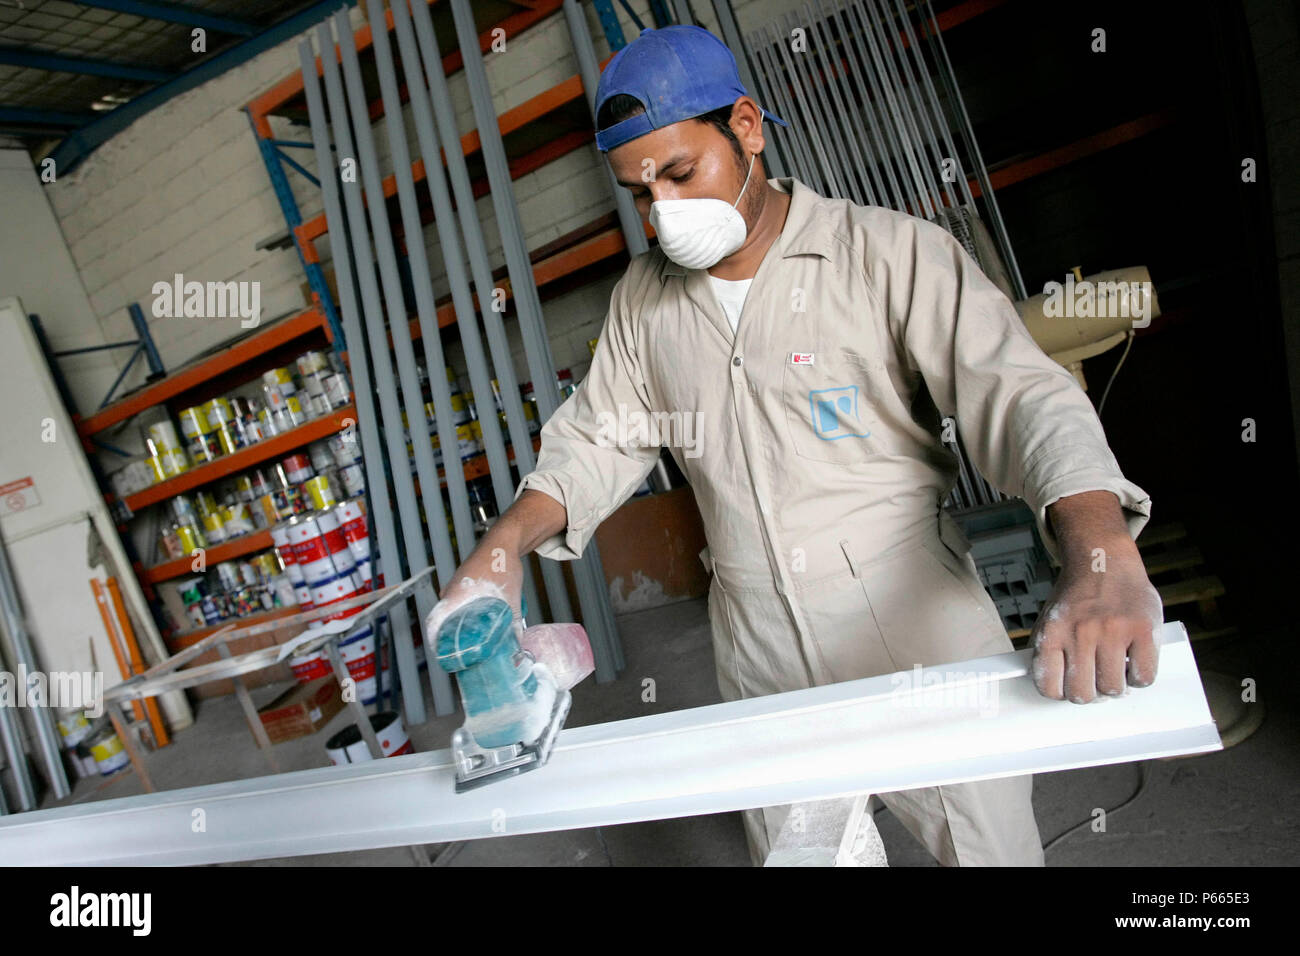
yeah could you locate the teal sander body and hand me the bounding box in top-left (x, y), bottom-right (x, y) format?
top-left (434, 595), bottom-right (572, 792)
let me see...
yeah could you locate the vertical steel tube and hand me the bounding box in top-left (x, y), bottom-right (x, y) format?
top-left (361, 1), bottom-right (478, 574)
top-left (449, 0), bottom-right (622, 679)
top-left (0, 533), bottom-right (70, 800)
top-left (806, 0), bottom-right (883, 205)
top-left (751, 34), bottom-right (820, 192)
top-left (788, 8), bottom-right (861, 202)
top-left (765, 19), bottom-right (844, 198)
top-left (563, 0), bottom-right (649, 258)
top-left (300, 34), bottom-right (432, 723)
top-left (919, 0), bottom-right (1025, 298)
top-left (829, 0), bottom-right (908, 210)
top-left (0, 667), bottom-right (36, 811)
top-left (709, 0), bottom-right (788, 178)
top-left (350, 5), bottom-right (462, 586)
top-left (317, 14), bottom-right (453, 714)
top-left (406, 0), bottom-right (575, 625)
top-left (387, 0), bottom-right (543, 622)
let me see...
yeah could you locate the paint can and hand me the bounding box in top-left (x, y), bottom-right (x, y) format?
top-left (219, 501), bottom-right (255, 537)
top-left (282, 453), bottom-right (314, 485)
top-left (339, 462), bottom-right (365, 497)
top-left (305, 473), bottom-right (338, 511)
top-left (201, 510), bottom-right (226, 544)
top-left (323, 372), bottom-right (350, 408)
top-left (271, 520), bottom-right (313, 608)
top-left (289, 625), bottom-right (331, 682)
top-left (86, 725), bottom-right (129, 777)
top-left (307, 439), bottom-right (333, 474)
top-left (328, 432), bottom-right (361, 467)
top-left (325, 710), bottom-right (411, 765)
top-left (340, 625), bottom-right (377, 702)
top-left (335, 498), bottom-right (368, 561)
top-left (296, 349), bottom-right (329, 375)
top-left (56, 711), bottom-right (92, 750)
top-left (309, 570), bottom-right (364, 621)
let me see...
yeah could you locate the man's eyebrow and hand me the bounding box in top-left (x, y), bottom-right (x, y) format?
top-left (615, 154), bottom-right (691, 189)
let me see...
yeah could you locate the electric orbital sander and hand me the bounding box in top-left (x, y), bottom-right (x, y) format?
top-left (433, 594), bottom-right (591, 792)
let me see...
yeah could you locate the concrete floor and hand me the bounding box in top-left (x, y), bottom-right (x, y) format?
top-left (40, 596), bottom-right (1299, 866)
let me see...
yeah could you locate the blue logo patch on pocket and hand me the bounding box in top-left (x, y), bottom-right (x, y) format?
top-left (809, 386), bottom-right (872, 440)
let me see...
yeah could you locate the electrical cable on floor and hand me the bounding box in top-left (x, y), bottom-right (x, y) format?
top-left (1042, 760), bottom-right (1149, 854)
top-left (1097, 330), bottom-right (1135, 419)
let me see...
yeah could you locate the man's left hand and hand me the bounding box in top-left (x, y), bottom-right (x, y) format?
top-left (1031, 491), bottom-right (1163, 703)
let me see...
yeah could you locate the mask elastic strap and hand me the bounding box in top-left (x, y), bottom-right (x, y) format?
top-left (731, 152), bottom-right (756, 210)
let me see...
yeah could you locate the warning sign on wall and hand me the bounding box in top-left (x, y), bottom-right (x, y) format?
top-left (0, 477), bottom-right (41, 516)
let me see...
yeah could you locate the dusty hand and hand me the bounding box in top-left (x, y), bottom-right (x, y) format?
top-left (1030, 544), bottom-right (1163, 703)
top-left (426, 537), bottom-right (525, 645)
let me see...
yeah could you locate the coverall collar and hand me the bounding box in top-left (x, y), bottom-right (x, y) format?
top-left (657, 177), bottom-right (837, 346)
top-left (657, 176), bottom-right (837, 282)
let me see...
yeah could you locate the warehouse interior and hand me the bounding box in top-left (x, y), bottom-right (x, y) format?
top-left (0, 0), bottom-right (1296, 868)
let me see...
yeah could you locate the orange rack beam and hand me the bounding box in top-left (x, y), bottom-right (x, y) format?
top-left (79, 307), bottom-right (326, 437)
top-left (122, 405), bottom-right (356, 511)
top-left (143, 529), bottom-right (275, 585)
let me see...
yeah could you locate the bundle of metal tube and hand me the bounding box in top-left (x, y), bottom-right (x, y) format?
top-left (739, 0), bottom-right (1027, 510)
top-left (296, 1), bottom-right (626, 718)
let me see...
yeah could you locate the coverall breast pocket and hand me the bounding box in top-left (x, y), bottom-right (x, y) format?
top-left (781, 352), bottom-right (884, 464)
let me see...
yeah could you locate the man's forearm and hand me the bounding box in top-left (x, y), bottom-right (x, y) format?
top-left (482, 488), bottom-right (568, 558)
top-left (1046, 490), bottom-right (1138, 571)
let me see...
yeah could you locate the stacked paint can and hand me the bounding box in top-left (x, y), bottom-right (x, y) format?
top-left (173, 548), bottom-right (296, 629)
top-left (143, 418), bottom-right (190, 480)
top-left (325, 711), bottom-right (411, 764)
top-left (275, 497), bottom-right (385, 703)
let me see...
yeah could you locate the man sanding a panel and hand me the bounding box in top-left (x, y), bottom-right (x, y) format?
top-left (432, 25), bottom-right (1163, 866)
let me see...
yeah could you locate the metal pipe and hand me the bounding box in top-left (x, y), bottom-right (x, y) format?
top-left (827, 0), bottom-right (907, 210)
top-left (449, 0), bottom-right (622, 680)
top-left (353, 4), bottom-right (463, 586)
top-left (563, 0), bottom-right (649, 258)
top-left (316, 14), bottom-right (452, 714)
top-left (791, 8), bottom-right (861, 202)
top-left (299, 34), bottom-right (429, 724)
top-left (709, 0), bottom-right (787, 178)
top-left (919, 0), bottom-right (1025, 298)
top-left (407, 0), bottom-right (574, 626)
top-left (806, 0), bottom-right (883, 205)
top-left (769, 16), bottom-right (846, 199)
top-left (0, 532), bottom-right (70, 801)
top-left (847, 0), bottom-right (932, 220)
top-left (0, 662), bottom-right (36, 811)
top-left (388, 0), bottom-right (543, 624)
top-left (750, 35), bottom-right (820, 193)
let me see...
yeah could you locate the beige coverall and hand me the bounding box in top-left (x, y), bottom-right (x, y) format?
top-left (516, 176), bottom-right (1153, 866)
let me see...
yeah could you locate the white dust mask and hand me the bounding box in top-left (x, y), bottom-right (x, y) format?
top-left (649, 151), bottom-right (755, 270)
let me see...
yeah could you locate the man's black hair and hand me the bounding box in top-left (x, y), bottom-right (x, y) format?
top-left (595, 94), bottom-right (747, 167)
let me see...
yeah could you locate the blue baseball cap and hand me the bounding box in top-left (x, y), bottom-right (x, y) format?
top-left (594, 25), bottom-right (789, 153)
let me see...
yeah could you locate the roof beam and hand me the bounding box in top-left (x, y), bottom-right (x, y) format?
top-left (0, 106), bottom-right (98, 128)
top-left (50, 0), bottom-right (357, 173)
top-left (0, 46), bottom-right (173, 83)
top-left (70, 0), bottom-right (258, 36)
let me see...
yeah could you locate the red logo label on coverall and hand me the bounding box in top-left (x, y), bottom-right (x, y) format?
top-left (790, 352), bottom-right (815, 365)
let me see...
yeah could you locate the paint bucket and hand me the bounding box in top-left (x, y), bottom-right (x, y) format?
top-left (328, 433), bottom-right (361, 467)
top-left (339, 462), bottom-right (365, 497)
top-left (325, 711), bottom-right (411, 765)
top-left (305, 473), bottom-right (338, 511)
top-left (86, 725), bottom-right (129, 776)
top-left (282, 453), bottom-right (314, 485)
top-left (335, 498), bottom-right (369, 561)
top-left (289, 625), bottom-right (331, 682)
top-left (56, 711), bottom-right (92, 750)
top-left (339, 626), bottom-right (378, 702)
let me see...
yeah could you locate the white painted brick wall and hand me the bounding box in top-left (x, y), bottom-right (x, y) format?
top-left (39, 0), bottom-right (802, 420)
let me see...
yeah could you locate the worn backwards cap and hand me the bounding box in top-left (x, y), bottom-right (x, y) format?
top-left (594, 24), bottom-right (789, 153)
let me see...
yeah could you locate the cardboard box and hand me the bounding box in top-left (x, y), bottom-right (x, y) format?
top-left (258, 676), bottom-right (345, 744)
